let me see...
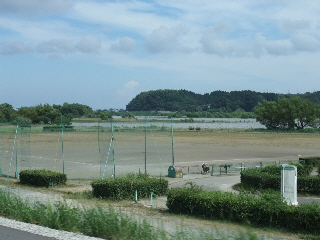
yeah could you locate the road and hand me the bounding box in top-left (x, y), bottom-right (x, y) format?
top-left (0, 225), bottom-right (57, 240)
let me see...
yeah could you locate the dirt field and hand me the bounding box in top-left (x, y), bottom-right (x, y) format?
top-left (1, 130), bottom-right (320, 179)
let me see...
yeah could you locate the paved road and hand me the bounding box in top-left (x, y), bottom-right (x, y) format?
top-left (0, 225), bottom-right (57, 240)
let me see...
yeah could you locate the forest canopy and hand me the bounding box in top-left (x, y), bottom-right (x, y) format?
top-left (126, 89), bottom-right (320, 112)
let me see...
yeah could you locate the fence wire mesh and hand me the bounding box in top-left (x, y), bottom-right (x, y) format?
top-left (0, 120), bottom-right (303, 180)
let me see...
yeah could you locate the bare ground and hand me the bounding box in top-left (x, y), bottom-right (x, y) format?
top-left (2, 130), bottom-right (318, 239)
top-left (2, 130), bottom-right (320, 178)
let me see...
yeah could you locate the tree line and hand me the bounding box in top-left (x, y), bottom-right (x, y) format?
top-left (0, 103), bottom-right (113, 124)
top-left (2, 89), bottom-right (320, 130)
top-left (126, 89), bottom-right (320, 113)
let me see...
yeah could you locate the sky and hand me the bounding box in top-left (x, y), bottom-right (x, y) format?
top-left (1, 0), bottom-right (320, 110)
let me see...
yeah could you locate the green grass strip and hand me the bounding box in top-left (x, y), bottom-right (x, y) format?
top-left (0, 187), bottom-right (272, 240)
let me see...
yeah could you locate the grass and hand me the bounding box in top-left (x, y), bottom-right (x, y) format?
top-left (0, 178), bottom-right (292, 240)
top-left (0, 186), bottom-right (276, 240)
top-left (0, 178), bottom-right (303, 240)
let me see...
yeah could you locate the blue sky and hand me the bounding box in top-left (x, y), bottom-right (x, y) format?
top-left (1, 0), bottom-right (320, 110)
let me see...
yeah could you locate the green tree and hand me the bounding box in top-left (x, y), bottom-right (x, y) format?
top-left (0, 103), bottom-right (15, 122)
top-left (292, 97), bottom-right (320, 129)
top-left (254, 97), bottom-right (320, 130)
top-left (254, 101), bottom-right (280, 129)
top-left (17, 106), bottom-right (37, 123)
top-left (18, 104), bottom-right (61, 124)
top-left (55, 103), bottom-right (94, 118)
top-left (95, 109), bottom-right (113, 120)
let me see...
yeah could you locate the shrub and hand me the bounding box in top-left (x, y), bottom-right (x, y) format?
top-left (43, 125), bottom-right (74, 132)
top-left (91, 173), bottom-right (168, 200)
top-left (167, 186), bottom-right (320, 234)
top-left (240, 165), bottom-right (320, 194)
top-left (240, 166), bottom-right (281, 190)
top-left (299, 157), bottom-right (320, 167)
top-left (19, 169), bottom-right (67, 187)
top-left (298, 176), bottom-right (320, 194)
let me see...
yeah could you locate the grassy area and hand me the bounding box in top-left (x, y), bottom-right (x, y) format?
top-left (0, 177), bottom-right (303, 239)
top-left (0, 183), bottom-right (277, 240)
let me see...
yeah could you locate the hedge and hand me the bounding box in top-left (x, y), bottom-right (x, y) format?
top-left (240, 165), bottom-right (320, 194)
top-left (166, 187), bottom-right (320, 234)
top-left (299, 156), bottom-right (320, 167)
top-left (91, 173), bottom-right (168, 200)
top-left (43, 125), bottom-right (74, 132)
top-left (19, 169), bottom-right (67, 187)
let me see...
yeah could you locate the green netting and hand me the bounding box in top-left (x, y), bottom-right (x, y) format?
top-left (17, 125), bottom-right (31, 175)
top-left (98, 121), bottom-right (113, 179)
top-left (97, 119), bottom-right (173, 179)
top-left (0, 123), bottom-right (31, 179)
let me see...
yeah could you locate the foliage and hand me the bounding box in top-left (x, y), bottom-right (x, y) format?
top-left (43, 125), bottom-right (74, 132)
top-left (240, 165), bottom-right (320, 194)
top-left (121, 112), bottom-right (135, 119)
top-left (53, 103), bottom-right (94, 118)
top-left (167, 186), bottom-right (320, 235)
top-left (91, 173), bottom-right (168, 200)
top-left (299, 157), bottom-right (320, 167)
top-left (126, 89), bottom-right (204, 112)
top-left (254, 97), bottom-right (320, 130)
top-left (0, 188), bottom-right (165, 240)
top-left (19, 169), bottom-right (67, 187)
top-left (3, 90), bottom-right (320, 124)
top-left (17, 104), bottom-right (62, 124)
top-left (13, 103), bottom-right (94, 124)
top-left (0, 188), bottom-right (270, 240)
top-left (94, 109), bottom-right (113, 120)
top-left (0, 103), bottom-right (17, 122)
top-left (126, 89), bottom-right (278, 112)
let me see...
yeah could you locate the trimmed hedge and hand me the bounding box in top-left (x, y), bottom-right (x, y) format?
top-left (166, 187), bottom-right (320, 234)
top-left (240, 165), bottom-right (320, 194)
top-left (43, 125), bottom-right (74, 132)
top-left (299, 156), bottom-right (320, 167)
top-left (91, 173), bottom-right (168, 200)
top-left (19, 169), bottom-right (67, 187)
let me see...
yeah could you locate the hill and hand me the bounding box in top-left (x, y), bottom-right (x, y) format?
top-left (126, 89), bottom-right (320, 112)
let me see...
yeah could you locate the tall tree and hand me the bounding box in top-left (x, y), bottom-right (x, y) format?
top-left (254, 97), bottom-right (320, 130)
top-left (0, 103), bottom-right (15, 122)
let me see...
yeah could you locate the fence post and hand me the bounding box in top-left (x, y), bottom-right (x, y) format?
top-left (151, 191), bottom-right (153, 207)
top-left (135, 189), bottom-right (138, 203)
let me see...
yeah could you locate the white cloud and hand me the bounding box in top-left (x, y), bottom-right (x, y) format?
top-left (0, 0), bottom-right (73, 16)
top-left (200, 24), bottom-right (253, 57)
top-left (111, 37), bottom-right (135, 53)
top-left (265, 39), bottom-right (293, 56)
top-left (35, 35), bottom-right (102, 55)
top-left (72, 1), bottom-right (176, 35)
top-left (145, 24), bottom-right (189, 53)
top-left (280, 19), bottom-right (310, 34)
top-left (76, 35), bottom-right (101, 54)
top-left (116, 81), bottom-right (140, 103)
top-left (0, 41), bottom-right (31, 55)
top-left (291, 33), bottom-right (320, 52)
top-left (37, 39), bottom-right (75, 54)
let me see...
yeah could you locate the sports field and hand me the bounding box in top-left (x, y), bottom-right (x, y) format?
top-left (1, 128), bottom-right (320, 179)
